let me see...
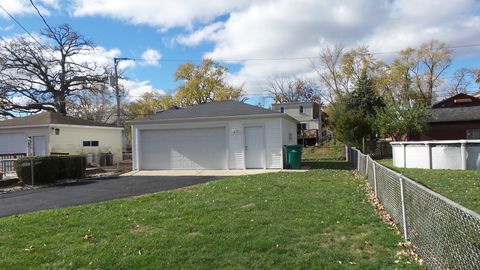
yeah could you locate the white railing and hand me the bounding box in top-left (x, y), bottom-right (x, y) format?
top-left (0, 153), bottom-right (27, 175)
top-left (346, 146), bottom-right (480, 269)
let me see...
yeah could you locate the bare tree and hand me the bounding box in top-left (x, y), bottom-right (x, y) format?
top-left (411, 40), bottom-right (452, 106)
top-left (313, 44), bottom-right (348, 103)
top-left (68, 83), bottom-right (116, 123)
top-left (314, 44), bottom-right (376, 104)
top-left (267, 77), bottom-right (321, 103)
top-left (472, 68), bottom-right (480, 84)
top-left (448, 68), bottom-right (476, 95)
top-left (0, 24), bottom-right (109, 117)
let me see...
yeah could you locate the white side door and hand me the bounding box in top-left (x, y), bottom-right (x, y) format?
top-left (245, 126), bottom-right (265, 169)
top-left (33, 136), bottom-right (46, 156)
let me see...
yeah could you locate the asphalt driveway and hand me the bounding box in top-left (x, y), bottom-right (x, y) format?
top-left (0, 175), bottom-right (219, 217)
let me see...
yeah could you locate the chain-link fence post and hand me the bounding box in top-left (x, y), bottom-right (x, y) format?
top-left (373, 161), bottom-right (377, 198)
top-left (365, 155), bottom-right (369, 177)
top-left (399, 174), bottom-right (408, 241)
top-left (30, 158), bottom-right (34, 187)
top-left (356, 150), bottom-right (360, 171)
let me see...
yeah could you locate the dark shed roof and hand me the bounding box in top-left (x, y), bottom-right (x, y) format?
top-left (432, 93), bottom-right (480, 108)
top-left (429, 106), bottom-right (480, 123)
top-left (141, 100), bottom-right (282, 121)
top-left (0, 112), bottom-right (116, 128)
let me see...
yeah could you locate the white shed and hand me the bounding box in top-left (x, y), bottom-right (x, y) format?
top-left (130, 101), bottom-right (298, 170)
top-left (0, 112), bottom-right (123, 163)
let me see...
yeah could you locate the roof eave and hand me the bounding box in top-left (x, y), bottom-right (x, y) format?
top-left (128, 113), bottom-right (299, 125)
top-left (0, 123), bottom-right (123, 130)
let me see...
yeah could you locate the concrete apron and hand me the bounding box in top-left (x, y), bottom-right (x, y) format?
top-left (121, 169), bottom-right (308, 177)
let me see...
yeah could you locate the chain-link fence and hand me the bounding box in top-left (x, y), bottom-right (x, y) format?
top-left (346, 146), bottom-right (480, 270)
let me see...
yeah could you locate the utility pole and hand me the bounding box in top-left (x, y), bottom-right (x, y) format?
top-left (113, 57), bottom-right (133, 127)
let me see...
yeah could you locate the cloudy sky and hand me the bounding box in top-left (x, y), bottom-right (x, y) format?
top-left (0, 0), bottom-right (479, 104)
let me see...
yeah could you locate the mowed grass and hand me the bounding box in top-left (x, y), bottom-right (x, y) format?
top-left (378, 159), bottom-right (480, 213)
top-left (0, 161), bottom-right (419, 269)
top-left (302, 143), bottom-right (345, 161)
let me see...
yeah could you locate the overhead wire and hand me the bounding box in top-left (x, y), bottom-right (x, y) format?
top-left (117, 43), bottom-right (480, 63)
top-left (1, 2), bottom-right (478, 103)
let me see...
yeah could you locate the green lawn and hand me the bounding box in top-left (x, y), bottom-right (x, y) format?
top-left (0, 161), bottom-right (419, 269)
top-left (302, 142), bottom-right (345, 161)
top-left (378, 159), bottom-right (480, 213)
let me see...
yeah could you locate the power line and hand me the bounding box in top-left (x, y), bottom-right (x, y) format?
top-left (1, 1), bottom-right (479, 65)
top-left (122, 43), bottom-right (480, 63)
top-left (29, 0), bottom-right (55, 35)
top-left (28, 0), bottom-right (91, 77)
top-left (0, 2), bottom-right (55, 58)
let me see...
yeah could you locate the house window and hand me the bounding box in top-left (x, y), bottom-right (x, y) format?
top-left (83, 141), bottom-right (100, 147)
top-left (466, 129), bottom-right (480, 139)
top-left (301, 123), bottom-right (307, 130)
top-left (280, 107), bottom-right (285, 113)
top-left (299, 106), bottom-right (304, 113)
top-left (55, 128), bottom-right (60, 135)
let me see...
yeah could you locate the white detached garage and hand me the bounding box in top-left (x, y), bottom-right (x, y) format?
top-left (130, 101), bottom-right (298, 170)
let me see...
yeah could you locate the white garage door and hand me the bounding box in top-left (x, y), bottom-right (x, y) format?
top-left (140, 127), bottom-right (227, 170)
top-left (0, 133), bottom-right (27, 154)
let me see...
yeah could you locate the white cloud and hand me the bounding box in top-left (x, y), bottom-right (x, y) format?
top-left (176, 22), bottom-right (224, 46)
top-left (141, 49), bottom-right (161, 66)
top-left (0, 24), bottom-right (13, 31)
top-left (72, 46), bottom-right (120, 66)
top-left (120, 79), bottom-right (166, 100)
top-left (71, 0), bottom-right (255, 30)
top-left (362, 0), bottom-right (480, 53)
top-left (197, 0), bottom-right (480, 94)
top-left (0, 0), bottom-right (58, 17)
top-left (70, 0), bottom-right (480, 95)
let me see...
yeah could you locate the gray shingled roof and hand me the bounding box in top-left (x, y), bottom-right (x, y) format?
top-left (141, 100), bottom-right (281, 121)
top-left (0, 112), bottom-right (116, 128)
top-left (429, 106), bottom-right (480, 123)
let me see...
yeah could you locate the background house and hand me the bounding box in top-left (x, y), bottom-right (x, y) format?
top-left (0, 112), bottom-right (123, 163)
top-left (415, 93), bottom-right (480, 140)
top-left (130, 101), bottom-right (298, 170)
top-left (271, 101), bottom-right (326, 145)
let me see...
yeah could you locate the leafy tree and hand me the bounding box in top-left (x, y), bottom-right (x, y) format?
top-left (0, 24), bottom-right (109, 116)
top-left (123, 91), bottom-right (175, 143)
top-left (268, 77), bottom-right (321, 103)
top-left (370, 40), bottom-right (453, 107)
top-left (375, 48), bottom-right (416, 106)
top-left (345, 72), bottom-right (384, 117)
top-left (124, 92), bottom-right (175, 120)
top-left (374, 104), bottom-right (430, 141)
top-left (335, 112), bottom-right (372, 146)
top-left (174, 59), bottom-right (243, 106)
top-left (329, 72), bottom-right (384, 145)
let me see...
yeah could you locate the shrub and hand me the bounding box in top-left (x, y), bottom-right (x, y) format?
top-left (15, 155), bottom-right (86, 185)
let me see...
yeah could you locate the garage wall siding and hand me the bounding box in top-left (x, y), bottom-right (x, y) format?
top-left (282, 118), bottom-right (298, 146)
top-left (132, 117), bottom-right (297, 170)
top-left (227, 118), bottom-right (282, 169)
top-left (0, 127), bottom-right (49, 154)
top-left (49, 126), bottom-right (123, 163)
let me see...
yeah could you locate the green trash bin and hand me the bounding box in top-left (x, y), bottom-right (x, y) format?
top-left (284, 145), bottom-right (303, 169)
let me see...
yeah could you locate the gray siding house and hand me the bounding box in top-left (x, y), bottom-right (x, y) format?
top-left (271, 101), bottom-right (325, 145)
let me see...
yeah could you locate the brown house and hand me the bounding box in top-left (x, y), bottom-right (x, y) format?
top-left (416, 93), bottom-right (480, 140)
